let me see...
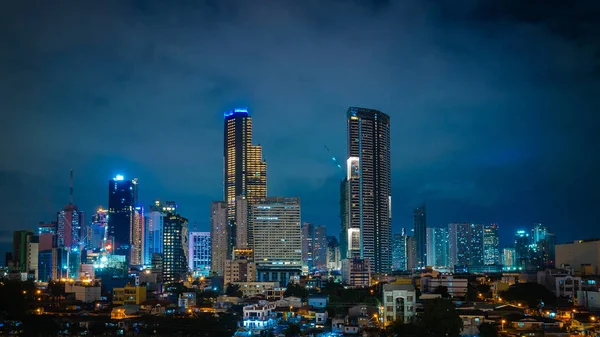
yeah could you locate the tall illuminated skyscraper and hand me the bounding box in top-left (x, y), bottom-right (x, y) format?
top-left (223, 108), bottom-right (267, 250)
top-left (210, 201), bottom-right (228, 276)
top-left (130, 206), bottom-right (145, 265)
top-left (162, 213), bottom-right (188, 284)
top-left (426, 227), bottom-right (449, 268)
top-left (483, 224), bottom-right (500, 265)
top-left (107, 175), bottom-right (138, 260)
top-left (342, 107), bottom-right (392, 273)
top-left (448, 223), bottom-right (484, 271)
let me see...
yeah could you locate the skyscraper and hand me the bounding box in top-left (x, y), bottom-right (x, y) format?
top-left (189, 232), bottom-right (211, 277)
top-left (313, 225), bottom-right (328, 269)
top-left (426, 227), bottom-right (449, 268)
top-left (56, 206), bottom-right (84, 249)
top-left (107, 175), bottom-right (138, 259)
top-left (326, 236), bottom-right (341, 271)
top-left (210, 201), bottom-right (228, 276)
top-left (448, 223), bottom-right (484, 270)
top-left (392, 230), bottom-right (408, 271)
top-left (90, 208), bottom-right (108, 250)
top-left (514, 230), bottom-right (531, 270)
top-left (162, 213), bottom-right (188, 284)
top-left (130, 206), bottom-right (145, 265)
top-left (223, 108), bottom-right (267, 250)
top-left (301, 222), bottom-right (315, 270)
top-left (483, 224), bottom-right (500, 265)
top-left (413, 204), bottom-right (426, 268)
top-left (143, 200), bottom-right (176, 265)
top-left (253, 197), bottom-right (302, 286)
top-left (342, 107), bottom-right (392, 273)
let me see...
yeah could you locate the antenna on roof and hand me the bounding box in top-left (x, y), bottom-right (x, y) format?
top-left (69, 169), bottom-right (74, 205)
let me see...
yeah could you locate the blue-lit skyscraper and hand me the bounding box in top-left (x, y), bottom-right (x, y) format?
top-left (392, 229), bottom-right (408, 271)
top-left (107, 175), bottom-right (138, 261)
top-left (188, 232), bottom-right (211, 277)
top-left (414, 204), bottom-right (427, 268)
top-left (483, 224), bottom-right (500, 265)
top-left (426, 227), bottom-right (449, 268)
top-left (448, 223), bottom-right (484, 271)
top-left (163, 213), bottom-right (188, 284)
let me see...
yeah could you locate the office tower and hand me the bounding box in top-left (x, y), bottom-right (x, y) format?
top-left (483, 224), bottom-right (500, 265)
top-left (514, 230), bottom-right (531, 270)
top-left (540, 233), bottom-right (556, 268)
top-left (426, 227), bottom-right (449, 268)
top-left (223, 108), bottom-right (267, 250)
top-left (313, 225), bottom-right (327, 269)
top-left (189, 232), bottom-right (211, 277)
top-left (502, 247), bottom-right (516, 270)
top-left (406, 236), bottom-right (416, 270)
top-left (107, 175), bottom-right (138, 259)
top-left (253, 197), bottom-right (302, 286)
top-left (90, 208), bottom-right (108, 250)
top-left (151, 253), bottom-right (164, 283)
top-left (224, 249), bottom-right (256, 284)
top-left (26, 234), bottom-right (39, 279)
top-left (38, 250), bottom-right (53, 281)
top-left (413, 204), bottom-right (427, 268)
top-left (342, 107), bottom-right (392, 273)
top-left (130, 206), bottom-right (145, 265)
top-left (162, 213), bottom-right (188, 284)
top-left (52, 246), bottom-right (69, 280)
top-left (57, 206), bottom-right (84, 249)
top-left (235, 196), bottom-right (249, 248)
top-left (392, 229), bottom-right (408, 271)
top-left (326, 236), bottom-right (341, 271)
top-left (339, 179), bottom-right (349, 260)
top-left (448, 223), bottom-right (484, 270)
top-left (13, 230), bottom-right (34, 271)
top-left (530, 223), bottom-right (556, 269)
top-left (210, 202), bottom-right (228, 276)
top-left (531, 223), bottom-right (548, 243)
top-left (301, 222), bottom-right (315, 270)
top-left (144, 200), bottom-right (171, 265)
top-left (342, 258), bottom-right (371, 287)
top-left (37, 222), bottom-right (56, 251)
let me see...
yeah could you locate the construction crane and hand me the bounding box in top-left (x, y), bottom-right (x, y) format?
top-left (324, 145), bottom-right (343, 171)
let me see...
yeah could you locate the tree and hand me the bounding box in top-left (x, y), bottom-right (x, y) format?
top-left (433, 285), bottom-right (450, 298)
top-left (499, 282), bottom-right (557, 307)
top-left (225, 283), bottom-right (243, 297)
top-left (386, 321), bottom-right (423, 337)
top-left (478, 322), bottom-right (498, 337)
top-left (420, 299), bottom-right (463, 337)
top-left (285, 323), bottom-right (301, 337)
top-left (284, 283), bottom-right (308, 299)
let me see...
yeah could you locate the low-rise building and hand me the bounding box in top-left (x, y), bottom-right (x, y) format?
top-left (420, 274), bottom-right (468, 297)
top-left (64, 282), bottom-right (101, 303)
top-left (382, 284), bottom-right (416, 326)
top-left (308, 294), bottom-right (328, 308)
top-left (233, 281), bottom-right (281, 298)
top-left (113, 285), bottom-right (147, 305)
top-left (537, 269), bottom-right (582, 299)
top-left (242, 303), bottom-right (277, 332)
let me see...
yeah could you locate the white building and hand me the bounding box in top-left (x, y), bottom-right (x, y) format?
top-left (189, 232), bottom-right (211, 277)
top-left (242, 303), bottom-right (277, 331)
top-left (65, 282), bottom-right (101, 303)
top-left (537, 269), bottom-right (582, 298)
top-left (420, 274), bottom-right (468, 297)
top-left (382, 284), bottom-right (416, 326)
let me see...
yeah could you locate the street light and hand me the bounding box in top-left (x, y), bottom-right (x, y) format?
top-left (501, 319), bottom-right (506, 332)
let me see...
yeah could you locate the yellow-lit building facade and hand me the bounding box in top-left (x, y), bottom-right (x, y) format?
top-left (113, 285), bottom-right (146, 305)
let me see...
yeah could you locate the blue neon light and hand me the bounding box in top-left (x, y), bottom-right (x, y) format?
top-left (224, 107), bottom-right (249, 118)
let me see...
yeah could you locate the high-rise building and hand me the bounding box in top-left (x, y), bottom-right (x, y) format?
top-left (406, 236), bottom-right (417, 271)
top-left (483, 224), bottom-right (500, 265)
top-left (313, 225), bottom-right (328, 269)
top-left (392, 230), bottom-right (408, 271)
top-left (162, 213), bottom-right (188, 284)
top-left (90, 208), bottom-right (108, 250)
top-left (189, 232), bottom-right (211, 277)
top-left (342, 107), bottom-right (392, 273)
top-left (326, 236), bottom-right (341, 271)
top-left (253, 197), bottom-right (302, 286)
top-left (413, 204), bottom-right (427, 268)
top-left (130, 206), bottom-right (145, 265)
top-left (144, 200), bottom-right (174, 265)
top-left (56, 206), bottom-right (84, 249)
top-left (210, 202), bottom-right (228, 276)
top-left (448, 223), bottom-right (484, 271)
top-left (502, 247), bottom-right (516, 270)
top-left (223, 108), bottom-right (267, 251)
top-left (514, 230), bottom-right (531, 270)
top-left (26, 234), bottom-right (39, 280)
top-left (107, 175), bottom-right (138, 259)
top-left (13, 230), bottom-right (34, 271)
top-left (426, 227), bottom-right (449, 268)
top-left (301, 222), bottom-right (315, 270)
top-left (235, 196), bottom-right (249, 249)
top-left (37, 222), bottom-right (56, 251)
top-left (38, 250), bottom-right (53, 281)
top-left (339, 179), bottom-right (349, 260)
top-left (224, 249), bottom-right (256, 284)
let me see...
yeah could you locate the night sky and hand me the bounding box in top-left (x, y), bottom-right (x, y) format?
top-left (1, 1), bottom-right (599, 256)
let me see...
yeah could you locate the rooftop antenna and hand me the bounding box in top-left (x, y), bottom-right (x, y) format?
top-left (69, 169), bottom-right (74, 206)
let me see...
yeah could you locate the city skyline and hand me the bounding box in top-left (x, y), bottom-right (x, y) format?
top-left (2, 1), bottom-right (600, 256)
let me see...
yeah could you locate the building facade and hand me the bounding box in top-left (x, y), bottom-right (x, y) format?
top-left (392, 230), bottom-right (408, 271)
top-left (382, 284), bottom-right (416, 326)
top-left (189, 232), bottom-right (211, 277)
top-left (253, 197), bottom-right (302, 286)
top-left (342, 107), bottom-right (392, 273)
top-left (107, 175), bottom-right (138, 259)
top-left (448, 223), bottom-right (484, 271)
top-left (483, 224), bottom-right (500, 265)
top-left (210, 201), bottom-right (229, 276)
top-left (426, 227), bottom-right (449, 268)
top-left (414, 204), bottom-right (427, 268)
top-left (162, 213), bottom-right (188, 284)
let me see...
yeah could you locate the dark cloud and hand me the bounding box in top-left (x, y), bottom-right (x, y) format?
top-left (0, 0), bottom-right (599, 251)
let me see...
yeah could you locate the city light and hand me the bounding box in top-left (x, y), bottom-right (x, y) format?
top-left (114, 174), bottom-right (124, 181)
